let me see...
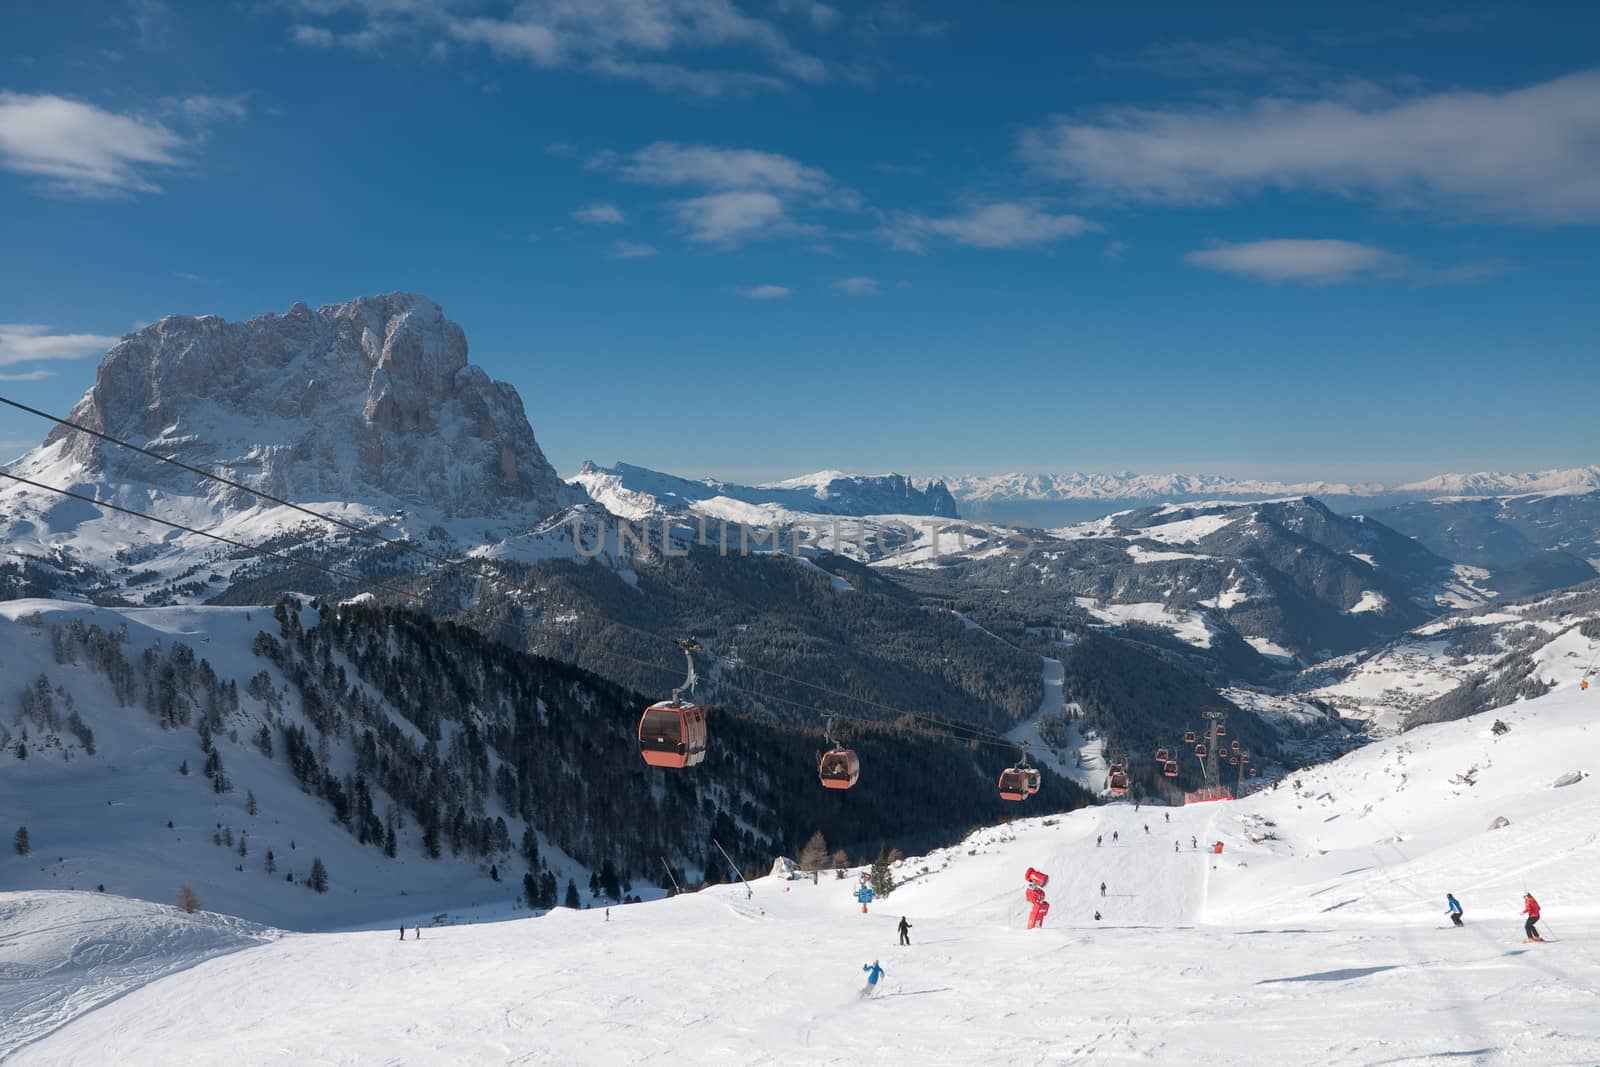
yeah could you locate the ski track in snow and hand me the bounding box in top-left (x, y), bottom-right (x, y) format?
top-left (5, 685), bottom-right (1600, 1064)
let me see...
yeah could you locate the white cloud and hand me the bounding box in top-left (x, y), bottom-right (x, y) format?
top-left (672, 190), bottom-right (790, 243)
top-left (0, 370), bottom-right (57, 382)
top-left (611, 240), bottom-right (659, 259)
top-left (738, 284), bottom-right (792, 299)
top-left (0, 93), bottom-right (187, 196)
top-left (286, 0), bottom-right (827, 95)
top-left (831, 275), bottom-right (879, 295)
top-left (128, 0), bottom-right (176, 50)
top-left (616, 141), bottom-right (829, 193)
top-left (0, 324), bottom-right (121, 366)
top-left (883, 202), bottom-right (1098, 252)
top-left (0, 91), bottom-right (244, 198)
top-left (601, 142), bottom-right (842, 245)
top-left (1019, 68), bottom-right (1600, 222)
top-left (1183, 239), bottom-right (1401, 283)
top-left (573, 202), bottom-right (626, 224)
top-left (1103, 239), bottom-right (1129, 260)
top-left (169, 94), bottom-right (250, 125)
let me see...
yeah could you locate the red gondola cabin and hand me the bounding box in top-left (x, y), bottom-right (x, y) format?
top-left (638, 701), bottom-right (708, 769)
top-left (998, 767), bottom-right (1032, 802)
top-left (818, 747), bottom-right (861, 790)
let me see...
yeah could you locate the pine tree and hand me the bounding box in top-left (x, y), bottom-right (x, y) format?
top-left (564, 879), bottom-right (580, 909)
top-left (489, 863), bottom-right (500, 882)
top-left (308, 856), bottom-right (329, 893)
top-left (523, 871), bottom-right (540, 908)
top-left (237, 834), bottom-right (248, 858)
top-left (177, 884), bottom-right (200, 914)
top-left (246, 790), bottom-right (258, 816)
top-left (13, 826), bottom-right (29, 856)
top-left (798, 831), bottom-right (829, 871)
top-left (179, 759), bottom-right (189, 776)
top-left (383, 824), bottom-right (397, 858)
top-left (599, 860), bottom-right (620, 900)
top-left (869, 844), bottom-right (895, 900)
top-left (264, 849), bottom-right (277, 875)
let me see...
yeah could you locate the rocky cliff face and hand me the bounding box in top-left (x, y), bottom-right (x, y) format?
top-left (46, 293), bottom-right (582, 519)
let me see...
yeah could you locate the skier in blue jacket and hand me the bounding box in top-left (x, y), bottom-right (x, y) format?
top-left (1446, 893), bottom-right (1463, 928)
top-left (861, 959), bottom-right (885, 997)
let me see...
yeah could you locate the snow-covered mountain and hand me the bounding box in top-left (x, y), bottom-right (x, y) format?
top-left (945, 470), bottom-right (1376, 504)
top-left (945, 466), bottom-right (1600, 505)
top-left (8, 673), bottom-right (1597, 1064)
top-left (0, 294), bottom-right (591, 604)
top-left (0, 595), bottom-right (1071, 934)
top-left (1300, 577), bottom-right (1600, 733)
top-left (569, 461), bottom-right (958, 520)
top-left (28, 292), bottom-right (581, 517)
top-left (1394, 465), bottom-right (1600, 497)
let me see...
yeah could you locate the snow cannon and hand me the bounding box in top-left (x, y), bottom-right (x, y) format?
top-left (1025, 867), bottom-right (1049, 889)
top-left (1025, 886), bottom-right (1045, 906)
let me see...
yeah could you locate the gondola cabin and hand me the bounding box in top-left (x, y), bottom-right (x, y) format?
top-left (1215, 723), bottom-right (1226, 737)
top-left (1163, 759), bottom-right (1179, 778)
top-left (1184, 729), bottom-right (1197, 745)
top-left (817, 747), bottom-right (861, 790)
top-left (1024, 768), bottom-right (1042, 796)
top-left (1155, 747), bottom-right (1170, 763)
top-left (1230, 739), bottom-right (1241, 752)
top-left (1108, 768), bottom-right (1130, 795)
top-left (1195, 743), bottom-right (1207, 759)
top-left (998, 767), bottom-right (1032, 802)
top-left (638, 701), bottom-right (708, 769)
top-left (1228, 756), bottom-right (1238, 767)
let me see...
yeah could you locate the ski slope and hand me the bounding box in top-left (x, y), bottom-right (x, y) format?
top-left (5, 682), bottom-right (1599, 1065)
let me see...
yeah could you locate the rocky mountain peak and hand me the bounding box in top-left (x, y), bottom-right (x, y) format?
top-left (41, 293), bottom-right (584, 519)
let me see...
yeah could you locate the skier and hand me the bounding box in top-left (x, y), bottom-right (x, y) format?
top-left (605, 908), bottom-right (610, 922)
top-left (1191, 835), bottom-right (1197, 849)
top-left (1100, 881), bottom-right (1106, 897)
top-left (898, 916), bottom-right (912, 946)
top-left (1446, 893), bottom-right (1463, 928)
top-left (399, 926), bottom-right (406, 941)
top-left (415, 926), bottom-right (421, 939)
top-left (1112, 831), bottom-right (1119, 843)
top-left (1093, 910), bottom-right (1101, 922)
top-left (1144, 824), bottom-right (1150, 835)
top-left (862, 959), bottom-right (885, 997)
top-left (1096, 835), bottom-right (1102, 847)
top-left (1164, 812), bottom-right (1170, 823)
top-left (1174, 840), bottom-right (1179, 853)
top-left (1523, 893), bottom-right (1543, 942)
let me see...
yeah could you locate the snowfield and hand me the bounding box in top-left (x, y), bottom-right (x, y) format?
top-left (5, 679), bottom-right (1598, 1064)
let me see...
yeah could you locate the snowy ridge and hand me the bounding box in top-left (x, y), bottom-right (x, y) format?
top-left (6, 678), bottom-right (1598, 1064)
top-left (568, 461), bottom-right (958, 520)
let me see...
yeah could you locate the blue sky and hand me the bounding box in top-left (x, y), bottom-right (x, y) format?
top-left (1, 1), bottom-right (1596, 483)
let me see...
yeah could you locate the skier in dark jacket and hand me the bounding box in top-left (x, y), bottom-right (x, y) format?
top-left (898, 916), bottom-right (912, 945)
top-left (1100, 881), bottom-right (1106, 897)
top-left (399, 926), bottom-right (406, 940)
top-left (1446, 893), bottom-right (1463, 927)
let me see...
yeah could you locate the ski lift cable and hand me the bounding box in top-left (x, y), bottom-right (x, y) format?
top-left (594, 645), bottom-right (1019, 753)
top-left (0, 393), bottom-right (1026, 750)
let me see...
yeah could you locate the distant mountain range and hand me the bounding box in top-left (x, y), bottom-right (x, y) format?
top-left (569, 461), bottom-right (957, 521)
top-left (940, 466), bottom-right (1600, 506)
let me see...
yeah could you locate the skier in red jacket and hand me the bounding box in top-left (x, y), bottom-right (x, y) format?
top-left (1522, 893), bottom-right (1543, 942)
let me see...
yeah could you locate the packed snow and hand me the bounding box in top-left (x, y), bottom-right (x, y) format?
top-left (5, 680), bottom-right (1598, 1064)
